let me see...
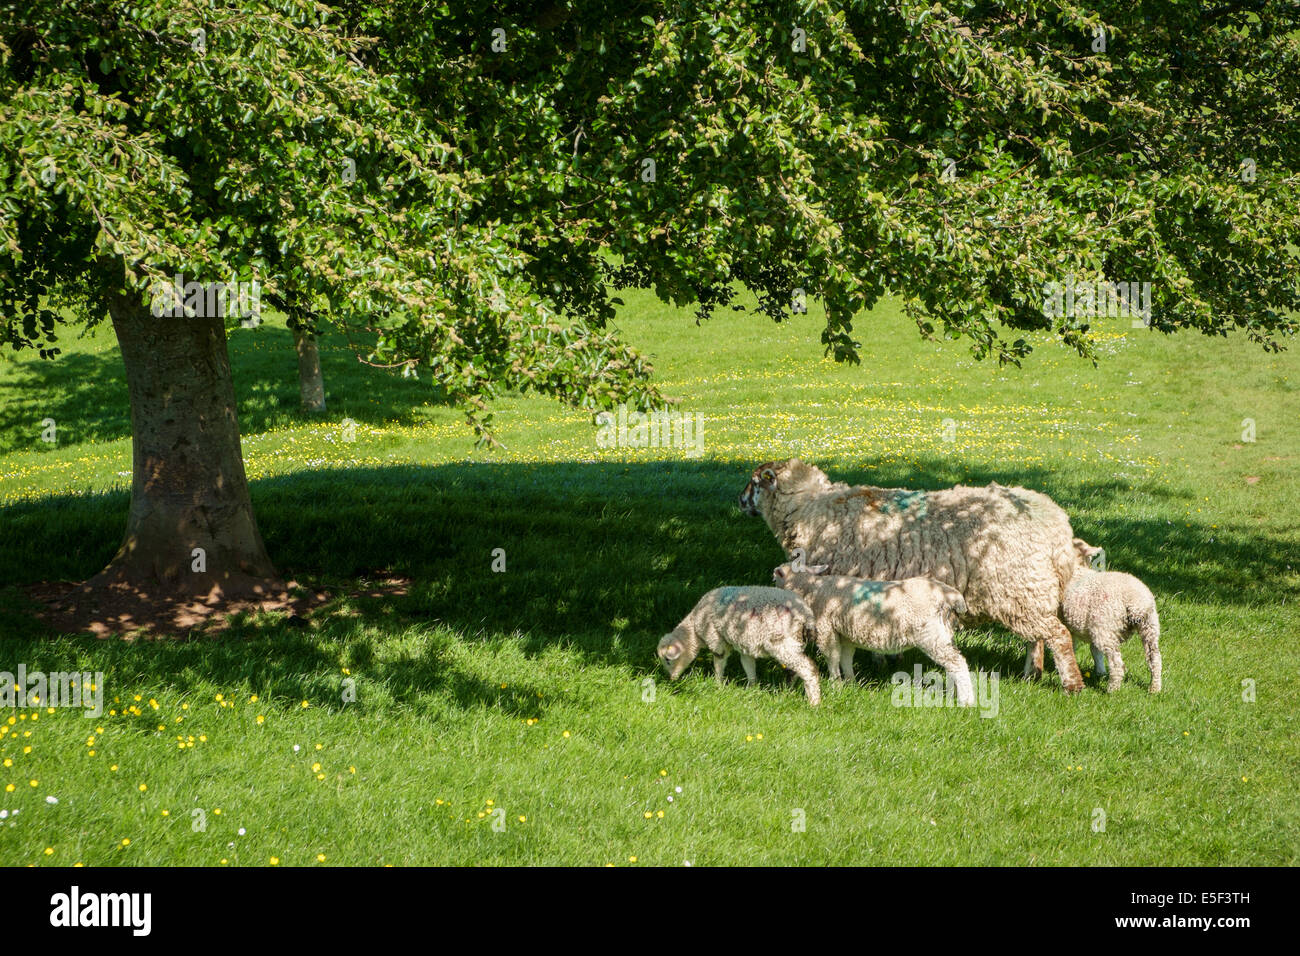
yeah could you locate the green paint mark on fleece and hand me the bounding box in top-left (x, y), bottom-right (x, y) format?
top-left (852, 580), bottom-right (889, 608)
top-left (716, 586), bottom-right (747, 607)
top-left (880, 489), bottom-right (928, 517)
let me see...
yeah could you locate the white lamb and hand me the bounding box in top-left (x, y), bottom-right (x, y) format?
top-left (657, 586), bottom-right (822, 705)
top-left (773, 562), bottom-right (975, 706)
top-left (1026, 539), bottom-right (1163, 693)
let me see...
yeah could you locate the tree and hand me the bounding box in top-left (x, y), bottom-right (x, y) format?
top-left (264, 286), bottom-right (328, 414)
top-left (3, 1), bottom-right (1297, 660)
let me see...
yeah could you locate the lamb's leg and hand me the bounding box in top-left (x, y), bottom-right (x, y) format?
top-left (822, 632), bottom-right (842, 682)
top-left (712, 650), bottom-right (730, 684)
top-left (739, 653), bottom-right (759, 686)
top-left (1102, 644), bottom-right (1125, 693)
top-left (839, 641), bottom-right (856, 682)
top-left (1023, 641), bottom-right (1044, 680)
top-left (1138, 610), bottom-right (1162, 694)
top-left (934, 651), bottom-right (974, 706)
top-left (921, 624), bottom-right (975, 706)
top-left (1025, 617), bottom-right (1083, 693)
top-left (1086, 642), bottom-right (1108, 678)
top-left (771, 641), bottom-right (821, 707)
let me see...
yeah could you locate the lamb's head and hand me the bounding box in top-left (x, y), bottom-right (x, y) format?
top-left (1072, 537), bottom-right (1106, 570)
top-left (657, 627), bottom-right (699, 680)
top-left (738, 459), bottom-right (832, 518)
top-left (772, 561), bottom-right (829, 584)
top-left (772, 560), bottom-right (829, 597)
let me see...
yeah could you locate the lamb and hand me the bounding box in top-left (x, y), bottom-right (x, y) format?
top-left (773, 562), bottom-right (975, 705)
top-left (1025, 539), bottom-right (1163, 693)
top-left (739, 459), bottom-right (1085, 692)
top-left (657, 586), bottom-right (822, 705)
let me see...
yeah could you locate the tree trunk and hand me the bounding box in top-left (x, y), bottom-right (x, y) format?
top-left (294, 326), bottom-right (326, 413)
top-left (56, 289), bottom-right (289, 631)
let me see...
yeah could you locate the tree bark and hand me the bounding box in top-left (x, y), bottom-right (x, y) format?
top-left (58, 289), bottom-right (287, 626)
top-left (294, 326), bottom-right (326, 413)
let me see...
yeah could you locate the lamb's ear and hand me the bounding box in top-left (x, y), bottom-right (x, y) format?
top-left (759, 466), bottom-right (776, 483)
top-left (659, 640), bottom-right (682, 661)
top-left (807, 564), bottom-right (830, 575)
top-left (772, 565), bottom-right (787, 582)
top-left (1073, 539), bottom-right (1105, 568)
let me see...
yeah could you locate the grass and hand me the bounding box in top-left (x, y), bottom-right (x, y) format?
top-left (0, 290), bottom-right (1298, 865)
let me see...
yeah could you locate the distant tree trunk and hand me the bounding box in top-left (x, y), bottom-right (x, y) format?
top-left (294, 326), bottom-right (326, 413)
top-left (65, 289), bottom-right (283, 614)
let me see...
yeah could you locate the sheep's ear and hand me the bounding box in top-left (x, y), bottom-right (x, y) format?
top-left (1074, 539), bottom-right (1105, 569)
top-left (808, 564), bottom-right (829, 575)
top-left (660, 641), bottom-right (682, 661)
top-left (772, 566), bottom-right (787, 581)
top-left (759, 466), bottom-right (776, 483)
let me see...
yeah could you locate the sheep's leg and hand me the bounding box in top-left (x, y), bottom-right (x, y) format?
top-left (1102, 645), bottom-right (1125, 693)
top-left (739, 653), bottom-right (759, 686)
top-left (815, 622), bottom-right (841, 682)
top-left (712, 650), bottom-right (730, 684)
top-left (927, 645), bottom-right (974, 706)
top-left (823, 636), bottom-right (842, 682)
top-left (1139, 611), bottom-right (1162, 694)
top-left (839, 642), bottom-right (856, 682)
top-left (1144, 641), bottom-right (1162, 694)
top-left (771, 642), bottom-right (821, 707)
top-left (919, 622), bottom-right (975, 706)
top-left (1025, 618), bottom-right (1083, 693)
top-left (1086, 642), bottom-right (1108, 678)
top-left (1023, 641), bottom-right (1044, 680)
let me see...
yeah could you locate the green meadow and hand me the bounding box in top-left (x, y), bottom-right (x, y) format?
top-left (1, 291), bottom-right (1297, 865)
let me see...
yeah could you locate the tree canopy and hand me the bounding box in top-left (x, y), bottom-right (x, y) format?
top-left (6, 1), bottom-right (1298, 433)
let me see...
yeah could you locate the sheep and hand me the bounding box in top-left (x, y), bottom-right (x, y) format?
top-left (1025, 539), bottom-right (1163, 693)
top-left (657, 586), bottom-right (822, 705)
top-left (773, 562), bottom-right (975, 705)
top-left (739, 459), bottom-right (1085, 693)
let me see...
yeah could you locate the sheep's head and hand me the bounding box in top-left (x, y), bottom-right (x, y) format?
top-left (739, 459), bottom-right (831, 517)
top-left (772, 560), bottom-right (829, 585)
top-left (1073, 537), bottom-right (1106, 570)
top-left (657, 629), bottom-right (697, 680)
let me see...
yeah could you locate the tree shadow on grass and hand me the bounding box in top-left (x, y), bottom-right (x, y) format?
top-left (0, 351), bottom-right (131, 453)
top-left (0, 321), bottom-right (455, 455)
top-left (2, 458), bottom-right (1295, 709)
